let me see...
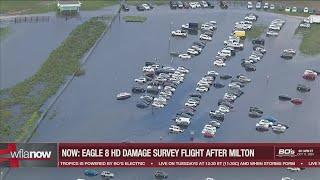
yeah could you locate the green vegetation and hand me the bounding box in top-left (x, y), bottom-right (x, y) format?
top-left (0, 0), bottom-right (118, 15)
top-left (0, 17), bottom-right (107, 141)
top-left (81, 0), bottom-right (118, 11)
top-left (126, 0), bottom-right (168, 6)
top-left (246, 25), bottom-right (266, 39)
top-left (296, 25), bottom-right (320, 56)
top-left (270, 9), bottom-right (310, 17)
top-left (123, 15), bottom-right (147, 22)
top-left (0, 27), bottom-right (11, 39)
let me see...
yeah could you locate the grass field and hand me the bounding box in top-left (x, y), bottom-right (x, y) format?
top-left (0, 0), bottom-right (118, 15)
top-left (0, 17), bottom-right (108, 141)
top-left (246, 24), bottom-right (266, 39)
top-left (126, 0), bottom-right (168, 6)
top-left (0, 27), bottom-right (10, 39)
top-left (296, 24), bottom-right (320, 56)
top-left (123, 15), bottom-right (147, 22)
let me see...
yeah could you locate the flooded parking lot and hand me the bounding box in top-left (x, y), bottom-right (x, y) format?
top-left (3, 4), bottom-right (320, 180)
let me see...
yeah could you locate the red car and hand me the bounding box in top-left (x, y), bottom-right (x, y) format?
top-left (291, 98), bottom-right (303, 105)
top-left (303, 73), bottom-right (316, 80)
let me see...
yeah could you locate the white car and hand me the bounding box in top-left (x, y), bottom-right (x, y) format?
top-left (255, 2), bottom-right (261, 9)
top-left (292, 7), bottom-right (297, 13)
top-left (207, 71), bottom-right (219, 76)
top-left (282, 177), bottom-right (294, 180)
top-left (244, 15), bottom-right (257, 21)
top-left (287, 167), bottom-right (303, 172)
top-left (266, 30), bottom-right (279, 36)
top-left (171, 30), bottom-right (187, 37)
top-left (247, 1), bottom-right (253, 9)
top-left (200, 34), bottom-right (212, 41)
top-left (181, 23), bottom-right (189, 29)
top-left (135, 77), bottom-right (147, 83)
top-left (224, 93), bottom-right (237, 101)
top-left (303, 7), bottom-right (309, 13)
top-left (227, 42), bottom-right (244, 49)
top-left (177, 66), bottom-right (189, 73)
top-left (218, 50), bottom-right (231, 57)
top-left (249, 55), bottom-right (261, 62)
top-left (283, 49), bottom-right (296, 54)
top-left (228, 83), bottom-right (241, 89)
top-left (185, 101), bottom-right (198, 107)
top-left (258, 119), bottom-right (274, 126)
top-left (214, 60), bottom-right (226, 67)
top-left (142, 3), bottom-right (150, 10)
top-left (142, 66), bottom-right (155, 72)
top-left (169, 125), bottom-right (184, 133)
top-left (175, 117), bottom-right (191, 126)
top-left (178, 53), bottom-right (192, 59)
top-left (285, 7), bottom-right (291, 12)
top-left (218, 105), bottom-right (230, 113)
top-left (189, 2), bottom-right (197, 9)
top-left (209, 21), bottom-right (217, 25)
top-left (269, 25), bottom-right (281, 31)
top-left (270, 4), bottom-right (275, 10)
top-left (299, 23), bottom-right (311, 28)
top-left (196, 86), bottom-right (209, 92)
top-left (187, 48), bottom-right (200, 55)
top-left (201, 1), bottom-right (208, 8)
top-left (101, 171), bottom-right (114, 178)
top-left (263, 3), bottom-right (269, 9)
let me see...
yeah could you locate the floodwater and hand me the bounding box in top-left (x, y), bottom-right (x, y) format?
top-left (0, 6), bottom-right (119, 89)
top-left (3, 4), bottom-right (320, 180)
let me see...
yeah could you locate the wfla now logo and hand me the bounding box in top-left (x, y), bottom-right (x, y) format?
top-left (276, 148), bottom-right (296, 157)
top-left (10, 149), bottom-right (52, 159)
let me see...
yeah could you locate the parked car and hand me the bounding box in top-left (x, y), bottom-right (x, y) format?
top-left (121, 4), bottom-right (130, 11)
top-left (247, 1), bottom-right (253, 9)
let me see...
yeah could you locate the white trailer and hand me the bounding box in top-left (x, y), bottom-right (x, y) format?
top-left (308, 15), bottom-right (320, 24)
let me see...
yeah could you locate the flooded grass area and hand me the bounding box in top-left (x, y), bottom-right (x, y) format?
top-left (0, 0), bottom-right (118, 15)
top-left (246, 24), bottom-right (267, 39)
top-left (123, 15), bottom-right (147, 22)
top-left (295, 24), bottom-right (320, 56)
top-left (0, 26), bottom-right (10, 39)
top-left (0, 17), bottom-right (108, 141)
top-left (126, 0), bottom-right (169, 6)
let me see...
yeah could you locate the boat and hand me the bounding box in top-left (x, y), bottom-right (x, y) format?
top-left (84, 169), bottom-right (98, 177)
top-left (291, 98), bottom-right (303, 105)
top-left (116, 92), bottom-right (131, 100)
top-left (279, 95), bottom-right (292, 101)
top-left (297, 84), bottom-right (311, 92)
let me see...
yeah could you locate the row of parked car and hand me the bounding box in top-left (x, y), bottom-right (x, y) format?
top-left (266, 18), bottom-right (286, 37)
top-left (117, 63), bottom-right (190, 110)
top-left (170, 1), bottom-right (215, 9)
top-left (169, 71), bottom-right (217, 134)
top-left (175, 21), bottom-right (217, 60)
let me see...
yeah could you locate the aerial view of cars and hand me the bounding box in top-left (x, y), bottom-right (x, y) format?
top-left (4, 0), bottom-right (318, 179)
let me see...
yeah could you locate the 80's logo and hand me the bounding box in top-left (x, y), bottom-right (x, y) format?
top-left (276, 148), bottom-right (296, 157)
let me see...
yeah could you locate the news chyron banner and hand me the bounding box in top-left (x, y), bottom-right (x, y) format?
top-left (1, 143), bottom-right (320, 168)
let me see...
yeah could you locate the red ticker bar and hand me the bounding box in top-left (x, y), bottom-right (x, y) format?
top-left (58, 143), bottom-right (320, 168)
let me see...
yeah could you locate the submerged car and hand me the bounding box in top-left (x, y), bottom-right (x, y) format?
top-left (297, 84), bottom-right (311, 92)
top-left (84, 169), bottom-right (98, 177)
top-left (154, 170), bottom-right (168, 179)
top-left (101, 171), bottom-right (114, 178)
